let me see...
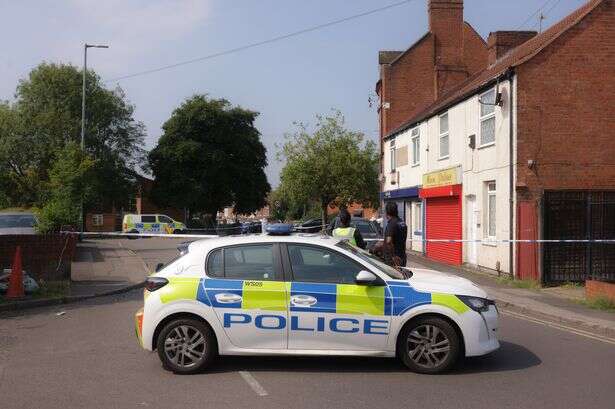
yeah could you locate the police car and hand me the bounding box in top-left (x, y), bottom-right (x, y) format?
top-left (135, 235), bottom-right (499, 374)
top-left (123, 214), bottom-right (186, 235)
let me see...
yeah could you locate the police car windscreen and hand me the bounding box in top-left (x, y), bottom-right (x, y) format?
top-left (336, 241), bottom-right (404, 280)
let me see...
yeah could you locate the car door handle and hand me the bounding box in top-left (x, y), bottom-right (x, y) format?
top-left (215, 293), bottom-right (242, 304)
top-left (290, 295), bottom-right (317, 307)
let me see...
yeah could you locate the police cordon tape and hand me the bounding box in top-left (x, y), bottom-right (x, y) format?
top-left (64, 230), bottom-right (615, 243)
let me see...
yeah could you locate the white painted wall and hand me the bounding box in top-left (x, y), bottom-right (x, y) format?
top-left (383, 80), bottom-right (513, 273)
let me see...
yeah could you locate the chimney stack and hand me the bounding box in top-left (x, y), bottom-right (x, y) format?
top-left (429, 0), bottom-right (464, 67)
top-left (487, 31), bottom-right (537, 65)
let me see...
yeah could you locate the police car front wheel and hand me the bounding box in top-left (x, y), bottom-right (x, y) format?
top-left (156, 318), bottom-right (217, 374)
top-left (398, 316), bottom-right (461, 374)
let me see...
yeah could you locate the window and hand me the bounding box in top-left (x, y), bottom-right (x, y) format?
top-left (207, 249), bottom-right (223, 277)
top-left (486, 181), bottom-right (496, 239)
top-left (390, 138), bottom-right (396, 172)
top-left (479, 89), bottom-right (496, 146)
top-left (413, 202), bottom-right (422, 233)
top-left (141, 215), bottom-right (156, 223)
top-left (439, 113), bottom-right (449, 159)
top-left (287, 244), bottom-right (362, 284)
top-left (411, 127), bottom-right (420, 165)
top-left (158, 215), bottom-right (173, 224)
top-left (92, 214), bottom-right (104, 227)
top-left (206, 245), bottom-right (277, 281)
top-left (336, 242), bottom-right (403, 280)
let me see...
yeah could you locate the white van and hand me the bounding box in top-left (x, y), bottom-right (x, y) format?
top-left (122, 214), bottom-right (186, 235)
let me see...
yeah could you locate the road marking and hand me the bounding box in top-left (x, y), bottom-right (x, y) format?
top-left (238, 371), bottom-right (268, 396)
top-left (501, 309), bottom-right (615, 346)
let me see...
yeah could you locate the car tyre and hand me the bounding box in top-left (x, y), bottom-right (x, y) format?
top-left (157, 318), bottom-right (217, 374)
top-left (127, 229), bottom-right (139, 240)
top-left (398, 316), bottom-right (460, 374)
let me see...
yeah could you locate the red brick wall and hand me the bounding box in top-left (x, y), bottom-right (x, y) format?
top-left (379, 34), bottom-right (436, 136)
top-left (515, 1), bottom-right (615, 201)
top-left (0, 234), bottom-right (77, 281)
top-left (586, 279), bottom-right (615, 302)
top-left (463, 23), bottom-right (489, 74)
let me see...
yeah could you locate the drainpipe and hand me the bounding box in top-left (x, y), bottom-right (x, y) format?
top-left (508, 69), bottom-right (515, 279)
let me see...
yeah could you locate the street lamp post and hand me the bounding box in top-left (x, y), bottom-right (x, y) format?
top-left (80, 43), bottom-right (109, 232)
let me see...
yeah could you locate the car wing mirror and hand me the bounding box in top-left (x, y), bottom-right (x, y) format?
top-left (355, 270), bottom-right (380, 286)
top-left (155, 262), bottom-right (164, 272)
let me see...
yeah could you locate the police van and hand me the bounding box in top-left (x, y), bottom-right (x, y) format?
top-left (122, 214), bottom-right (186, 235)
top-left (134, 235), bottom-right (499, 374)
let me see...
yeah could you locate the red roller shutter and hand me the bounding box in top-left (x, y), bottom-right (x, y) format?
top-left (425, 196), bottom-right (462, 265)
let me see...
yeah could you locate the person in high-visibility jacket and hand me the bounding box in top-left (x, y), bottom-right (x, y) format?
top-left (332, 208), bottom-right (366, 249)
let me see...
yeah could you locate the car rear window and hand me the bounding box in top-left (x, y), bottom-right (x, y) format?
top-left (0, 214), bottom-right (36, 228)
top-left (206, 245), bottom-right (278, 281)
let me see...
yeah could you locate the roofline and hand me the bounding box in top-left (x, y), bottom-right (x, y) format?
top-left (463, 21), bottom-right (487, 46)
top-left (387, 32), bottom-right (432, 66)
top-left (383, 0), bottom-right (605, 140)
top-left (384, 68), bottom-right (514, 141)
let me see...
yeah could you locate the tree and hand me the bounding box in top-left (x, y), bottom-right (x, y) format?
top-left (278, 110), bottom-right (379, 223)
top-left (0, 63), bottom-right (145, 210)
top-left (149, 95), bottom-right (270, 216)
top-left (35, 142), bottom-right (95, 232)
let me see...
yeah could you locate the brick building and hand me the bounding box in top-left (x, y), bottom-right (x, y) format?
top-left (378, 0), bottom-right (615, 283)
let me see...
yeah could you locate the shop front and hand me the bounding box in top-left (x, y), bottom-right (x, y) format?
top-left (419, 167), bottom-right (462, 265)
top-left (380, 186), bottom-right (423, 253)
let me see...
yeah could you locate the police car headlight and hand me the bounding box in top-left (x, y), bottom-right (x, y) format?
top-left (457, 295), bottom-right (494, 313)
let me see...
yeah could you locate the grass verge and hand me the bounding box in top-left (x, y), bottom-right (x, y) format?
top-left (580, 296), bottom-right (615, 312)
top-left (496, 277), bottom-right (542, 290)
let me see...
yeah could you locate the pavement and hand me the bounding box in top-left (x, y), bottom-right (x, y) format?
top-left (0, 289), bottom-right (614, 409)
top-left (405, 253), bottom-right (615, 339)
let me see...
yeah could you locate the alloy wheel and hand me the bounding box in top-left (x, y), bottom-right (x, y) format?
top-left (163, 325), bottom-right (206, 369)
top-left (406, 324), bottom-right (451, 369)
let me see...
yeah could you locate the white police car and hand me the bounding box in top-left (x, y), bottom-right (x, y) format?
top-left (135, 235), bottom-right (499, 374)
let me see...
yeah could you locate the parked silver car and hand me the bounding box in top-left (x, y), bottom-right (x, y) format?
top-left (0, 212), bottom-right (38, 235)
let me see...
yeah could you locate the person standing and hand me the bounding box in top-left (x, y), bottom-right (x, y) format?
top-left (332, 209), bottom-right (366, 249)
top-left (382, 202), bottom-right (408, 267)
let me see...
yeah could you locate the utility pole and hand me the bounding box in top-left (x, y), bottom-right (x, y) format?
top-left (80, 43), bottom-right (109, 232)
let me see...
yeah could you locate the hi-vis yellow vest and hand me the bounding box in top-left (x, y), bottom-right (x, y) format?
top-left (332, 227), bottom-right (357, 246)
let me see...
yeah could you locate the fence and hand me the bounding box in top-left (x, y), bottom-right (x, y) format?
top-left (0, 234), bottom-right (77, 281)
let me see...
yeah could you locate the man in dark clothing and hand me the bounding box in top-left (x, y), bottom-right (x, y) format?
top-left (332, 209), bottom-right (366, 249)
top-left (381, 202), bottom-right (408, 267)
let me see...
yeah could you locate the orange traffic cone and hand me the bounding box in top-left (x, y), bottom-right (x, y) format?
top-left (6, 246), bottom-right (25, 299)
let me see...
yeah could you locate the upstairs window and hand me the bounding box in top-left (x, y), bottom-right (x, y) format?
top-left (439, 113), bottom-right (449, 159)
top-left (480, 89), bottom-right (496, 146)
top-left (411, 127), bottom-right (420, 165)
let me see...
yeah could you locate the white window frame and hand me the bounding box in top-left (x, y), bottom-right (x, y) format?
top-left (92, 214), bottom-right (104, 227)
top-left (486, 181), bottom-right (497, 242)
top-left (390, 138), bottom-right (396, 173)
top-left (479, 88), bottom-right (496, 147)
top-left (411, 127), bottom-right (420, 166)
top-left (413, 202), bottom-right (422, 234)
top-left (438, 113), bottom-right (449, 160)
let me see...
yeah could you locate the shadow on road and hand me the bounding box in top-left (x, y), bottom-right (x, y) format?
top-left (205, 340), bottom-right (540, 375)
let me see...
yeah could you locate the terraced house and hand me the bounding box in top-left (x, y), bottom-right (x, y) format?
top-left (377, 0), bottom-right (615, 283)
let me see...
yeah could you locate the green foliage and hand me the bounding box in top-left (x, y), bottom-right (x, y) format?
top-left (35, 142), bottom-right (95, 232)
top-left (0, 63), bottom-right (145, 210)
top-left (581, 296), bottom-right (615, 312)
top-left (149, 95), bottom-right (270, 215)
top-left (278, 110), bottom-right (379, 223)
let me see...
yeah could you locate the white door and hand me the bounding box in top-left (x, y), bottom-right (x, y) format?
top-left (466, 195), bottom-right (478, 265)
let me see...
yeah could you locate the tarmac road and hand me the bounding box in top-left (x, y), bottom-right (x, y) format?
top-left (1, 290), bottom-right (614, 409)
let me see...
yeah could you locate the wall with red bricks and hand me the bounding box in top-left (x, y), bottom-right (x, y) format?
top-left (0, 234), bottom-right (77, 281)
top-left (515, 1), bottom-right (615, 202)
top-left (586, 279), bottom-right (615, 302)
top-left (85, 213), bottom-right (117, 232)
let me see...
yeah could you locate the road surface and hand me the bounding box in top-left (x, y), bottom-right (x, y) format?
top-left (1, 289), bottom-right (613, 409)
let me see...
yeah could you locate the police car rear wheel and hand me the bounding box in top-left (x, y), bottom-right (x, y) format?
top-left (157, 319), bottom-right (216, 374)
top-left (399, 317), bottom-right (460, 374)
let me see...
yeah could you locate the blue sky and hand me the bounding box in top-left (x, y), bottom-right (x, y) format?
top-left (0, 0), bottom-right (585, 186)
